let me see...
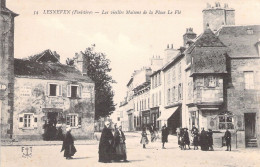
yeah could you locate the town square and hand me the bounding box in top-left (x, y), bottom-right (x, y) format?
top-left (1, 0), bottom-right (260, 167)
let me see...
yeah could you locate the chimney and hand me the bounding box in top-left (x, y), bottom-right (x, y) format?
top-left (1, 0), bottom-right (6, 8)
top-left (183, 27), bottom-right (197, 47)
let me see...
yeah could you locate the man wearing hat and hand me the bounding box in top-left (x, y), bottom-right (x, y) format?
top-left (61, 127), bottom-right (77, 159)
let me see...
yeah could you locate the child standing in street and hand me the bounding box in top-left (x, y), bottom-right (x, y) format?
top-left (140, 128), bottom-right (149, 148)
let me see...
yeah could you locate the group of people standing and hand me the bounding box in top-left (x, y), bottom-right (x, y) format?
top-left (177, 125), bottom-right (232, 151)
top-left (98, 121), bottom-right (128, 163)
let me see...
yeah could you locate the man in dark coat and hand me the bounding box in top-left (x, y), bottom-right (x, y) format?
top-left (114, 125), bottom-right (128, 162)
top-left (61, 127), bottom-right (77, 159)
top-left (200, 127), bottom-right (209, 151)
top-left (183, 128), bottom-right (191, 150)
top-left (207, 129), bottom-right (214, 151)
top-left (224, 129), bottom-right (231, 151)
top-left (161, 124), bottom-right (169, 149)
top-left (99, 121), bottom-right (114, 163)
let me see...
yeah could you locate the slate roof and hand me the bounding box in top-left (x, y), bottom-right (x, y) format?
top-left (186, 28), bottom-right (226, 54)
top-left (217, 25), bottom-right (260, 57)
top-left (14, 59), bottom-right (93, 83)
top-left (29, 49), bottom-right (60, 62)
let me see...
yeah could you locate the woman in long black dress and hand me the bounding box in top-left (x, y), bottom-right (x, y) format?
top-left (61, 127), bottom-right (77, 159)
top-left (98, 121), bottom-right (114, 163)
top-left (161, 124), bottom-right (169, 149)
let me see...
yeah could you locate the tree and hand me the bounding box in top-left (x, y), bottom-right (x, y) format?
top-left (68, 45), bottom-right (116, 120)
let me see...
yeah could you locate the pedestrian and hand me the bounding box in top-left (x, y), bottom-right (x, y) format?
top-left (56, 121), bottom-right (64, 141)
top-left (207, 129), bottom-right (214, 151)
top-left (149, 125), bottom-right (156, 142)
top-left (161, 124), bottom-right (169, 149)
top-left (192, 128), bottom-right (199, 150)
top-left (98, 121), bottom-right (114, 163)
top-left (113, 125), bottom-right (129, 162)
top-left (179, 128), bottom-right (185, 150)
top-left (183, 128), bottom-right (191, 150)
top-left (224, 129), bottom-right (231, 151)
top-left (140, 128), bottom-right (149, 148)
top-left (200, 127), bottom-right (209, 151)
top-left (60, 127), bottom-right (77, 160)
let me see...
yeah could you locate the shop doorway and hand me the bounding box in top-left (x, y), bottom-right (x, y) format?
top-left (43, 112), bottom-right (58, 140)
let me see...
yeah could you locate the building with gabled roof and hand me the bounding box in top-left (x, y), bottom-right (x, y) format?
top-left (12, 51), bottom-right (95, 140)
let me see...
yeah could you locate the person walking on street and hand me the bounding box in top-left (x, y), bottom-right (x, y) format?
top-left (114, 125), bottom-right (128, 162)
top-left (140, 127), bottom-right (149, 149)
top-left (224, 129), bottom-right (231, 151)
top-left (183, 128), bottom-right (191, 150)
top-left (61, 127), bottom-right (77, 160)
top-left (98, 121), bottom-right (114, 163)
top-left (208, 129), bottom-right (214, 151)
top-left (161, 124), bottom-right (169, 149)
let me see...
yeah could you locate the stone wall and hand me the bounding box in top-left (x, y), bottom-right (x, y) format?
top-left (0, 7), bottom-right (15, 139)
top-left (227, 58), bottom-right (260, 147)
top-left (13, 77), bottom-right (95, 140)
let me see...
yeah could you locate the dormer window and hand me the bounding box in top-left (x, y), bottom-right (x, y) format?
top-left (247, 28), bottom-right (254, 35)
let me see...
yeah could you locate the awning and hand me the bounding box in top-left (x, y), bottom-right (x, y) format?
top-left (157, 107), bottom-right (179, 121)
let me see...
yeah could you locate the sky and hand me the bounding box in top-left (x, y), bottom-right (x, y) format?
top-left (7, 0), bottom-right (260, 108)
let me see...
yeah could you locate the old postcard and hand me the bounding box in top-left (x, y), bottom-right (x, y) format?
top-left (1, 0), bottom-right (260, 167)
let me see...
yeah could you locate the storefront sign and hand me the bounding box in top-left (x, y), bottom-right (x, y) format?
top-left (20, 86), bottom-right (31, 97)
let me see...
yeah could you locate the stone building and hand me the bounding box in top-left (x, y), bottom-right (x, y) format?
top-left (184, 2), bottom-right (260, 148)
top-left (0, 0), bottom-right (18, 139)
top-left (13, 50), bottom-right (95, 140)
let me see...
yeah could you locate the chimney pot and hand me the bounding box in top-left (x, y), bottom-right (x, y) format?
top-left (167, 44), bottom-right (169, 49)
top-left (171, 44), bottom-right (173, 49)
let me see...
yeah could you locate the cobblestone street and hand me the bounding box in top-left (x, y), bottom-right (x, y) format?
top-left (1, 133), bottom-right (260, 167)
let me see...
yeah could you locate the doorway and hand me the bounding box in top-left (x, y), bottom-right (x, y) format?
top-left (245, 113), bottom-right (256, 139)
top-left (43, 112), bottom-right (58, 140)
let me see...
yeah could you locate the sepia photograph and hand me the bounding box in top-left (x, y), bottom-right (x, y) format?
top-left (0, 0), bottom-right (260, 166)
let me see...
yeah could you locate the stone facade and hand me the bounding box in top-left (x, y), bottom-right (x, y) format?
top-left (0, 0), bottom-right (18, 139)
top-left (13, 77), bottom-right (95, 140)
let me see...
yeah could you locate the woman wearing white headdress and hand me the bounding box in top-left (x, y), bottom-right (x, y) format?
top-left (61, 127), bottom-right (77, 159)
top-left (113, 124), bottom-right (128, 162)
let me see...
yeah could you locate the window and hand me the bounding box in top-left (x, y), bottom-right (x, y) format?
top-left (172, 67), bottom-right (176, 83)
top-left (18, 113), bottom-right (37, 129)
top-left (48, 83), bottom-right (62, 97)
top-left (208, 76), bottom-right (216, 87)
top-left (172, 86), bottom-right (176, 102)
top-left (218, 115), bottom-right (234, 130)
top-left (159, 91), bottom-right (161, 105)
top-left (24, 114), bottom-right (32, 128)
top-left (178, 62), bottom-right (181, 80)
top-left (152, 94), bottom-right (154, 107)
top-left (244, 71), bottom-right (254, 89)
top-left (66, 114), bottom-right (81, 128)
top-left (156, 93), bottom-right (158, 106)
top-left (67, 84), bottom-right (82, 98)
top-left (167, 88), bottom-right (171, 104)
top-left (148, 98), bottom-right (150, 108)
top-left (178, 84), bottom-right (183, 100)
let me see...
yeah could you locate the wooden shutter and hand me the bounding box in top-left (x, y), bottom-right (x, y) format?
top-left (33, 115), bottom-right (38, 128)
top-left (207, 116), bottom-right (217, 130)
top-left (66, 115), bottom-right (70, 126)
top-left (18, 114), bottom-right (24, 128)
top-left (67, 85), bottom-right (71, 97)
top-left (235, 115), bottom-right (244, 131)
top-left (78, 116), bottom-right (82, 127)
top-left (46, 83), bottom-right (50, 96)
top-left (58, 84), bottom-right (62, 96)
top-left (78, 85), bottom-right (82, 98)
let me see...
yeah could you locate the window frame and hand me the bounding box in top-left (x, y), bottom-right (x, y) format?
top-left (66, 113), bottom-right (81, 128)
top-left (48, 83), bottom-right (62, 97)
top-left (218, 114), bottom-right (234, 130)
